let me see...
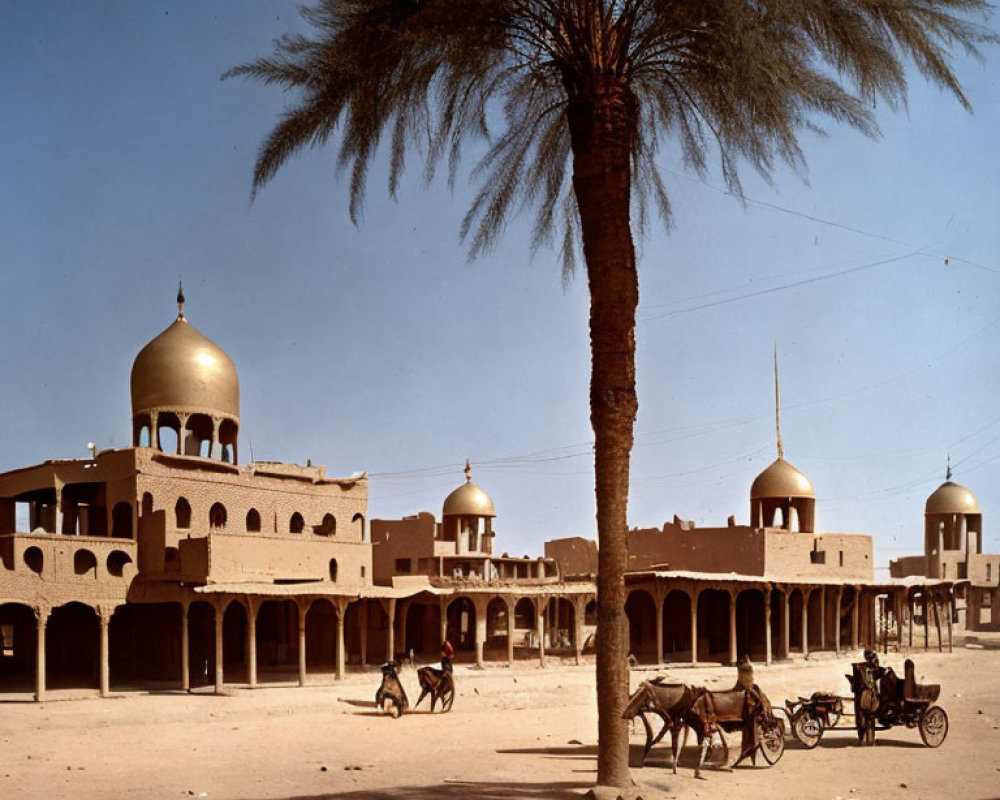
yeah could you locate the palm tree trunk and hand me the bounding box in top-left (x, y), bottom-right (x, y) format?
top-left (565, 74), bottom-right (639, 790)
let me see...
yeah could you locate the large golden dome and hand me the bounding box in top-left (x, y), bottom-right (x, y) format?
top-left (925, 481), bottom-right (980, 515)
top-left (750, 457), bottom-right (814, 500)
top-left (443, 462), bottom-right (496, 517)
top-left (130, 314), bottom-right (239, 420)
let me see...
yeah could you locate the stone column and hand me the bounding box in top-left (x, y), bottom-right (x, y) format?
top-left (177, 413), bottom-right (189, 454)
top-left (728, 590), bottom-right (738, 665)
top-left (247, 602), bottom-right (258, 687)
top-left (298, 603), bottom-right (308, 686)
top-left (689, 589), bottom-right (699, 665)
top-left (908, 594), bottom-right (914, 648)
top-left (922, 592), bottom-right (929, 650)
top-left (439, 598), bottom-right (449, 645)
top-left (210, 416), bottom-right (221, 461)
top-left (834, 587), bottom-right (843, 654)
top-left (34, 607), bottom-right (49, 702)
top-left (764, 591), bottom-right (772, 666)
top-left (820, 587), bottom-right (826, 651)
top-left (214, 605), bottom-right (225, 694)
top-left (99, 608), bottom-right (112, 697)
top-left (359, 600), bottom-right (368, 668)
top-left (150, 411), bottom-right (159, 450)
top-left (801, 589), bottom-right (809, 657)
top-left (851, 589), bottom-right (860, 651)
top-left (506, 599), bottom-right (515, 666)
top-left (474, 599), bottom-right (486, 669)
top-left (573, 597), bottom-right (584, 666)
top-left (385, 598), bottom-right (396, 662)
top-left (54, 484), bottom-right (64, 536)
top-left (180, 603), bottom-right (190, 691)
top-left (783, 590), bottom-right (791, 657)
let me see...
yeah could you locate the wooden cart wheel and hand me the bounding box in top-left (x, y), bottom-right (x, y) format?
top-left (759, 719), bottom-right (785, 765)
top-left (791, 711), bottom-right (824, 749)
top-left (918, 706), bottom-right (948, 747)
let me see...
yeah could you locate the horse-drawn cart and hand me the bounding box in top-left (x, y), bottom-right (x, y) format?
top-left (783, 655), bottom-right (948, 749)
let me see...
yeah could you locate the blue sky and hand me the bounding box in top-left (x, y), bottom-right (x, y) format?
top-left (2, 2), bottom-right (999, 573)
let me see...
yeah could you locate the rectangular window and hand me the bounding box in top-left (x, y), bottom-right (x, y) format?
top-left (839, 551), bottom-right (844, 567)
top-left (360, 565), bottom-right (366, 578)
top-left (394, 558), bottom-right (412, 575)
top-left (942, 563), bottom-right (947, 578)
top-left (810, 550), bottom-right (826, 565)
top-left (988, 563), bottom-right (992, 582)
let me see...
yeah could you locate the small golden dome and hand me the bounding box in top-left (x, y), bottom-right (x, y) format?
top-left (750, 457), bottom-right (814, 500)
top-left (442, 461), bottom-right (496, 517)
top-left (925, 481), bottom-right (980, 515)
top-left (131, 315), bottom-right (239, 420)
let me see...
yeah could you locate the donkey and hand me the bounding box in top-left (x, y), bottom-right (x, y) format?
top-left (622, 680), bottom-right (697, 772)
top-left (414, 660), bottom-right (455, 712)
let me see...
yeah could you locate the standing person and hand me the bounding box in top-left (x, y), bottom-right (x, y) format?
top-left (440, 640), bottom-right (454, 673)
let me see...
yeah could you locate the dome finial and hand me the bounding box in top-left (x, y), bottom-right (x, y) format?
top-left (946, 454), bottom-right (952, 482)
top-left (177, 281), bottom-right (186, 320)
top-left (774, 343), bottom-right (784, 460)
top-left (464, 458), bottom-right (472, 484)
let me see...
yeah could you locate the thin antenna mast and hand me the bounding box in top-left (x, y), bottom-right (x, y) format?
top-left (774, 344), bottom-right (784, 460)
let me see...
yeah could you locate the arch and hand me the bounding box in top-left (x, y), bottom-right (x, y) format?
top-left (187, 601), bottom-right (216, 688)
top-left (788, 588), bottom-right (804, 652)
top-left (111, 502), bottom-right (133, 539)
top-left (735, 588), bottom-right (767, 662)
top-left (218, 418), bottom-right (238, 464)
top-left (157, 411), bottom-right (181, 455)
top-left (485, 598), bottom-right (509, 653)
top-left (625, 589), bottom-right (657, 664)
top-left (548, 597), bottom-right (576, 651)
top-left (246, 508), bottom-right (261, 533)
top-left (316, 513), bottom-right (336, 536)
top-left (404, 601), bottom-right (441, 658)
top-left (255, 600), bottom-right (299, 680)
top-left (328, 558), bottom-right (338, 582)
top-left (445, 596), bottom-right (476, 653)
top-left (663, 589), bottom-right (692, 660)
top-left (175, 497), bottom-right (191, 529)
top-left (47, 602), bottom-right (99, 689)
top-left (352, 513), bottom-right (365, 541)
top-left (107, 550), bottom-right (132, 578)
top-left (23, 546), bottom-right (43, 575)
top-left (513, 597), bottom-right (536, 654)
top-left (73, 549), bottom-right (97, 577)
top-left (289, 512), bottom-right (305, 534)
top-left (209, 502), bottom-right (227, 530)
top-left (0, 603), bottom-right (39, 693)
top-left (108, 603), bottom-right (182, 685)
top-left (808, 588), bottom-right (824, 649)
top-left (141, 493), bottom-right (153, 516)
top-left (185, 413), bottom-right (213, 458)
top-left (363, 600), bottom-right (389, 664)
top-left (306, 599), bottom-right (337, 670)
top-left (696, 589), bottom-right (731, 663)
top-left (222, 600), bottom-right (247, 681)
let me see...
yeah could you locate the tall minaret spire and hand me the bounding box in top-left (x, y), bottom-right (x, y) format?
top-left (774, 343), bottom-right (784, 460)
top-left (946, 454), bottom-right (952, 481)
top-left (177, 281), bottom-right (186, 320)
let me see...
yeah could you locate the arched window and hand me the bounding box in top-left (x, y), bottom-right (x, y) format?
top-left (24, 546), bottom-right (43, 574)
top-left (246, 508), bottom-right (261, 532)
top-left (111, 502), bottom-right (133, 539)
top-left (107, 550), bottom-right (132, 577)
top-left (316, 513), bottom-right (336, 536)
top-left (74, 549), bottom-right (97, 577)
top-left (290, 512), bottom-right (305, 534)
top-left (209, 503), bottom-right (227, 530)
top-left (352, 512), bottom-right (365, 541)
top-left (329, 559), bottom-right (338, 582)
top-left (175, 497), bottom-right (191, 529)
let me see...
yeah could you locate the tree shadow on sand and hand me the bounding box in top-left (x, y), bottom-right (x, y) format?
top-left (266, 780), bottom-right (589, 800)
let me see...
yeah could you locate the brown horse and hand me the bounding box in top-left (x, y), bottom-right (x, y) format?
top-left (622, 680), bottom-right (697, 772)
top-left (415, 663), bottom-right (455, 712)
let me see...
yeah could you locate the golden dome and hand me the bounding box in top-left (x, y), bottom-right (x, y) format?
top-left (925, 481), bottom-right (980, 515)
top-left (131, 314), bottom-right (239, 420)
top-left (443, 461), bottom-right (496, 517)
top-left (750, 457), bottom-right (814, 500)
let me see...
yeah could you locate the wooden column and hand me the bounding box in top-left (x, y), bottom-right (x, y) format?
top-left (932, 592), bottom-right (943, 654)
top-left (801, 589), bottom-right (810, 657)
top-left (783, 590), bottom-right (791, 657)
top-left (536, 598), bottom-right (547, 667)
top-left (336, 600), bottom-right (347, 680)
top-left (820, 587), bottom-right (826, 650)
top-left (764, 590), bottom-right (772, 666)
top-left (35, 608), bottom-right (49, 702)
top-left (946, 589), bottom-right (954, 653)
top-left (297, 602), bottom-right (308, 686)
top-left (573, 597), bottom-right (584, 666)
top-left (834, 587), bottom-right (843, 654)
top-left (728, 590), bottom-right (738, 665)
top-left (922, 592), bottom-right (929, 650)
top-left (851, 589), bottom-right (860, 651)
top-left (689, 589), bottom-right (699, 665)
top-left (385, 598), bottom-right (396, 662)
top-left (214, 605), bottom-right (225, 694)
top-left (180, 603), bottom-right (190, 692)
top-left (655, 591), bottom-right (664, 666)
top-left (506, 599), bottom-right (515, 666)
top-left (99, 608), bottom-right (111, 697)
top-left (246, 602), bottom-right (258, 688)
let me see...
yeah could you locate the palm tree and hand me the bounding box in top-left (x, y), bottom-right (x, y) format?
top-left (226, 0), bottom-right (994, 787)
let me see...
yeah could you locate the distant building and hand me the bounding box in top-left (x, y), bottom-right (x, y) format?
top-left (889, 470), bottom-right (1000, 631)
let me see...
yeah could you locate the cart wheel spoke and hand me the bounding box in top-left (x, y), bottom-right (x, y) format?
top-left (759, 718), bottom-right (785, 765)
top-left (918, 706), bottom-right (948, 748)
top-left (791, 711), bottom-right (824, 749)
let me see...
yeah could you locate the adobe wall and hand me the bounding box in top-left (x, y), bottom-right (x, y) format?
top-left (206, 534), bottom-right (371, 585)
top-left (627, 524), bottom-right (766, 575)
top-left (763, 531), bottom-right (872, 581)
top-left (544, 537), bottom-right (598, 578)
top-left (369, 513), bottom-right (437, 585)
top-left (889, 554), bottom-right (926, 578)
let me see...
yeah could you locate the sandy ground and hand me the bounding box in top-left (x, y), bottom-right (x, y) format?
top-left (2, 640), bottom-right (999, 800)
